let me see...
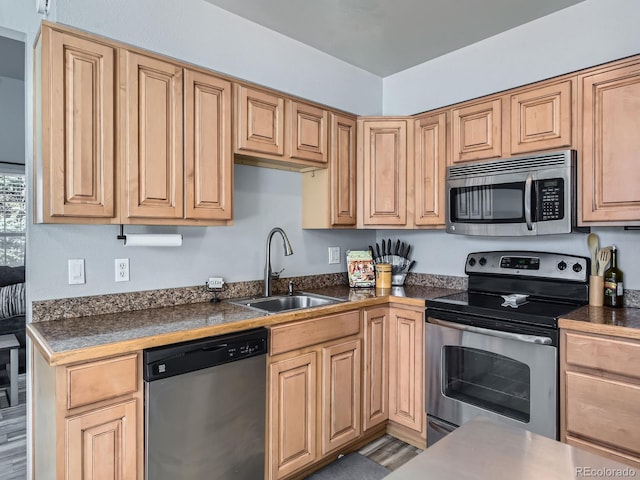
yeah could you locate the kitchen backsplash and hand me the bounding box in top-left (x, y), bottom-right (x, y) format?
top-left (30, 273), bottom-right (638, 323)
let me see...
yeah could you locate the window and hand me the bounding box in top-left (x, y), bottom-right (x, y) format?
top-left (0, 168), bottom-right (25, 266)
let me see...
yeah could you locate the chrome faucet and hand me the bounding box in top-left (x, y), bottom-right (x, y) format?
top-left (264, 227), bottom-right (294, 297)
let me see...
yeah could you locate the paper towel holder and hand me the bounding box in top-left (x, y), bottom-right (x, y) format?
top-left (117, 225), bottom-right (183, 247)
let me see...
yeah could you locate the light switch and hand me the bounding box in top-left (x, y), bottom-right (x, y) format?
top-left (328, 247), bottom-right (341, 264)
top-left (68, 259), bottom-right (85, 285)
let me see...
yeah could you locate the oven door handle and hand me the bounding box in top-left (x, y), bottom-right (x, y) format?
top-left (429, 318), bottom-right (552, 345)
top-left (524, 173), bottom-right (534, 231)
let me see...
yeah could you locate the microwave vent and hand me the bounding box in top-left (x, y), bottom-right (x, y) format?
top-left (447, 150), bottom-right (573, 179)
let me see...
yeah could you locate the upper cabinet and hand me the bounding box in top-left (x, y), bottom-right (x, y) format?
top-left (580, 58), bottom-right (640, 225)
top-left (35, 26), bottom-right (117, 223)
top-left (234, 84), bottom-right (286, 158)
top-left (35, 22), bottom-right (233, 226)
top-left (510, 79), bottom-right (574, 155)
top-left (120, 51), bottom-right (184, 221)
top-left (450, 78), bottom-right (575, 165)
top-left (414, 112), bottom-right (447, 227)
top-left (451, 98), bottom-right (503, 164)
top-left (357, 118), bottom-right (413, 228)
top-left (184, 70), bottom-right (233, 221)
top-left (234, 84), bottom-right (330, 169)
top-left (302, 113), bottom-right (357, 228)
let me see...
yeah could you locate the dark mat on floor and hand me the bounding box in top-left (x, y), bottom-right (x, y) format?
top-left (306, 452), bottom-right (391, 480)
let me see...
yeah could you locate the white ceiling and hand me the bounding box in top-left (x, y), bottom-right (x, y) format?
top-left (204, 0), bottom-right (586, 76)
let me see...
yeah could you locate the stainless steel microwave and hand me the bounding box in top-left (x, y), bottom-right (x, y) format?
top-left (446, 149), bottom-right (576, 236)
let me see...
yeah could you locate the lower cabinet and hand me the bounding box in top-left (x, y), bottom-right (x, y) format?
top-left (560, 330), bottom-right (640, 467)
top-left (388, 306), bottom-right (426, 442)
top-left (362, 306), bottom-right (389, 431)
top-left (32, 349), bottom-right (143, 480)
top-left (267, 311), bottom-right (362, 480)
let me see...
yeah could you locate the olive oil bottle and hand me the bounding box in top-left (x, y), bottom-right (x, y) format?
top-left (603, 245), bottom-right (624, 307)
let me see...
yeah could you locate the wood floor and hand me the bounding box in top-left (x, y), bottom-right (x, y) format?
top-left (0, 374), bottom-right (26, 480)
top-left (358, 434), bottom-right (423, 471)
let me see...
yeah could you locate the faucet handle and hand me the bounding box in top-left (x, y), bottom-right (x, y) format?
top-left (288, 280), bottom-right (294, 296)
top-left (271, 268), bottom-right (285, 280)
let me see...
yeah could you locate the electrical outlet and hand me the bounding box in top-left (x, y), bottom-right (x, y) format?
top-left (328, 246), bottom-right (341, 264)
top-left (115, 258), bottom-right (130, 282)
top-left (68, 259), bottom-right (85, 285)
top-left (208, 277), bottom-right (224, 289)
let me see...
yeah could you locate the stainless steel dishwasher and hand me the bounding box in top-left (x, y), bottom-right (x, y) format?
top-left (143, 327), bottom-right (268, 480)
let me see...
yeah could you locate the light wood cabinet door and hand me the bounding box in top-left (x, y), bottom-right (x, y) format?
top-left (288, 100), bottom-right (328, 164)
top-left (121, 51), bottom-right (183, 220)
top-left (451, 98), bottom-right (502, 163)
top-left (185, 70), bottom-right (233, 221)
top-left (363, 307), bottom-right (388, 431)
top-left (414, 112), bottom-right (447, 227)
top-left (359, 119), bottom-right (410, 226)
top-left (41, 27), bottom-right (116, 221)
top-left (581, 61), bottom-right (640, 223)
top-left (330, 113), bottom-right (357, 226)
top-left (235, 84), bottom-right (285, 157)
top-left (510, 79), bottom-right (574, 155)
top-left (66, 399), bottom-right (139, 480)
top-left (321, 339), bottom-right (361, 455)
top-left (269, 353), bottom-right (317, 479)
top-left (388, 307), bottom-right (425, 437)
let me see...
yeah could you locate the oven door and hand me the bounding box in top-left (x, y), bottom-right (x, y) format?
top-left (425, 313), bottom-right (557, 444)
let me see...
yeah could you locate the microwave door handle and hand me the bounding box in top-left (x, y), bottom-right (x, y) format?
top-left (524, 174), bottom-right (533, 230)
top-left (429, 318), bottom-right (552, 345)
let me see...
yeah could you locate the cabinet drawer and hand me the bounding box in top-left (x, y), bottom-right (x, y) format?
top-left (270, 311), bottom-right (360, 356)
top-left (565, 332), bottom-right (640, 380)
top-left (565, 371), bottom-right (640, 456)
top-left (66, 353), bottom-right (139, 409)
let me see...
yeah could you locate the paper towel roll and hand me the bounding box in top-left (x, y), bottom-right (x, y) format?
top-left (124, 234), bottom-right (182, 247)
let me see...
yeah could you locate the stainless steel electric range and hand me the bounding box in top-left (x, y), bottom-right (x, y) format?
top-left (425, 251), bottom-right (589, 447)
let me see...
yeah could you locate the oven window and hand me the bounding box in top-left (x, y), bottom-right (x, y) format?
top-left (442, 346), bottom-right (530, 422)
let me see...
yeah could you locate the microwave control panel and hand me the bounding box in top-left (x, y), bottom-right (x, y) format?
top-left (536, 178), bottom-right (564, 221)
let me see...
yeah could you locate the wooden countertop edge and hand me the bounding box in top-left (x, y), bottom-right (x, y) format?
top-left (558, 317), bottom-right (640, 341)
top-left (29, 295), bottom-right (426, 366)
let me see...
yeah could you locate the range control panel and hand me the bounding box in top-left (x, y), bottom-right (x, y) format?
top-left (465, 251), bottom-right (589, 282)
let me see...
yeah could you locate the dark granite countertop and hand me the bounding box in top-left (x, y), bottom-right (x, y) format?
top-left (28, 284), bottom-right (459, 365)
top-left (559, 305), bottom-right (640, 340)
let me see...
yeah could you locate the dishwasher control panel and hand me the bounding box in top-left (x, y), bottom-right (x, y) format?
top-left (143, 327), bottom-right (268, 382)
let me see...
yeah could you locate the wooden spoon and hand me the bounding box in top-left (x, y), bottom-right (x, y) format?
top-left (597, 247), bottom-right (611, 276)
top-left (587, 233), bottom-right (599, 271)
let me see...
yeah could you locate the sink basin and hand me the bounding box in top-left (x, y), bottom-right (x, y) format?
top-left (229, 292), bottom-right (344, 314)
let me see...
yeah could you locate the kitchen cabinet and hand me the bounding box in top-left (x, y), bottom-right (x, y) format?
top-left (451, 98), bottom-right (503, 164)
top-left (36, 22), bottom-right (233, 226)
top-left (387, 306), bottom-right (426, 445)
top-left (509, 78), bottom-right (574, 155)
top-left (35, 24), bottom-right (117, 223)
top-left (32, 349), bottom-right (143, 479)
top-left (184, 69), bottom-right (233, 221)
top-left (357, 117), bottom-right (414, 228)
top-left (362, 306), bottom-right (389, 431)
top-left (413, 111), bottom-right (447, 227)
top-left (235, 85), bottom-right (331, 170)
top-left (302, 112), bottom-right (357, 228)
top-left (321, 339), bottom-right (361, 454)
top-left (580, 58), bottom-right (640, 224)
top-left (267, 310), bottom-right (362, 479)
top-left (121, 51), bottom-right (184, 221)
top-left (560, 330), bottom-right (640, 467)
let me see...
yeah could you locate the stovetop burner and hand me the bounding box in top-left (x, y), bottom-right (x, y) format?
top-left (427, 251), bottom-right (590, 329)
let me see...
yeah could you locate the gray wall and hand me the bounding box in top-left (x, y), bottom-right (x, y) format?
top-left (380, 0), bottom-right (640, 288)
top-left (0, 77), bottom-right (24, 163)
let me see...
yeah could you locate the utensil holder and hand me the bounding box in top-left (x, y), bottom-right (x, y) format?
top-left (392, 273), bottom-right (407, 286)
top-left (589, 275), bottom-right (604, 306)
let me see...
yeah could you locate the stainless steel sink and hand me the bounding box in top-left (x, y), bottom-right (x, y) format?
top-left (229, 292), bottom-right (344, 314)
